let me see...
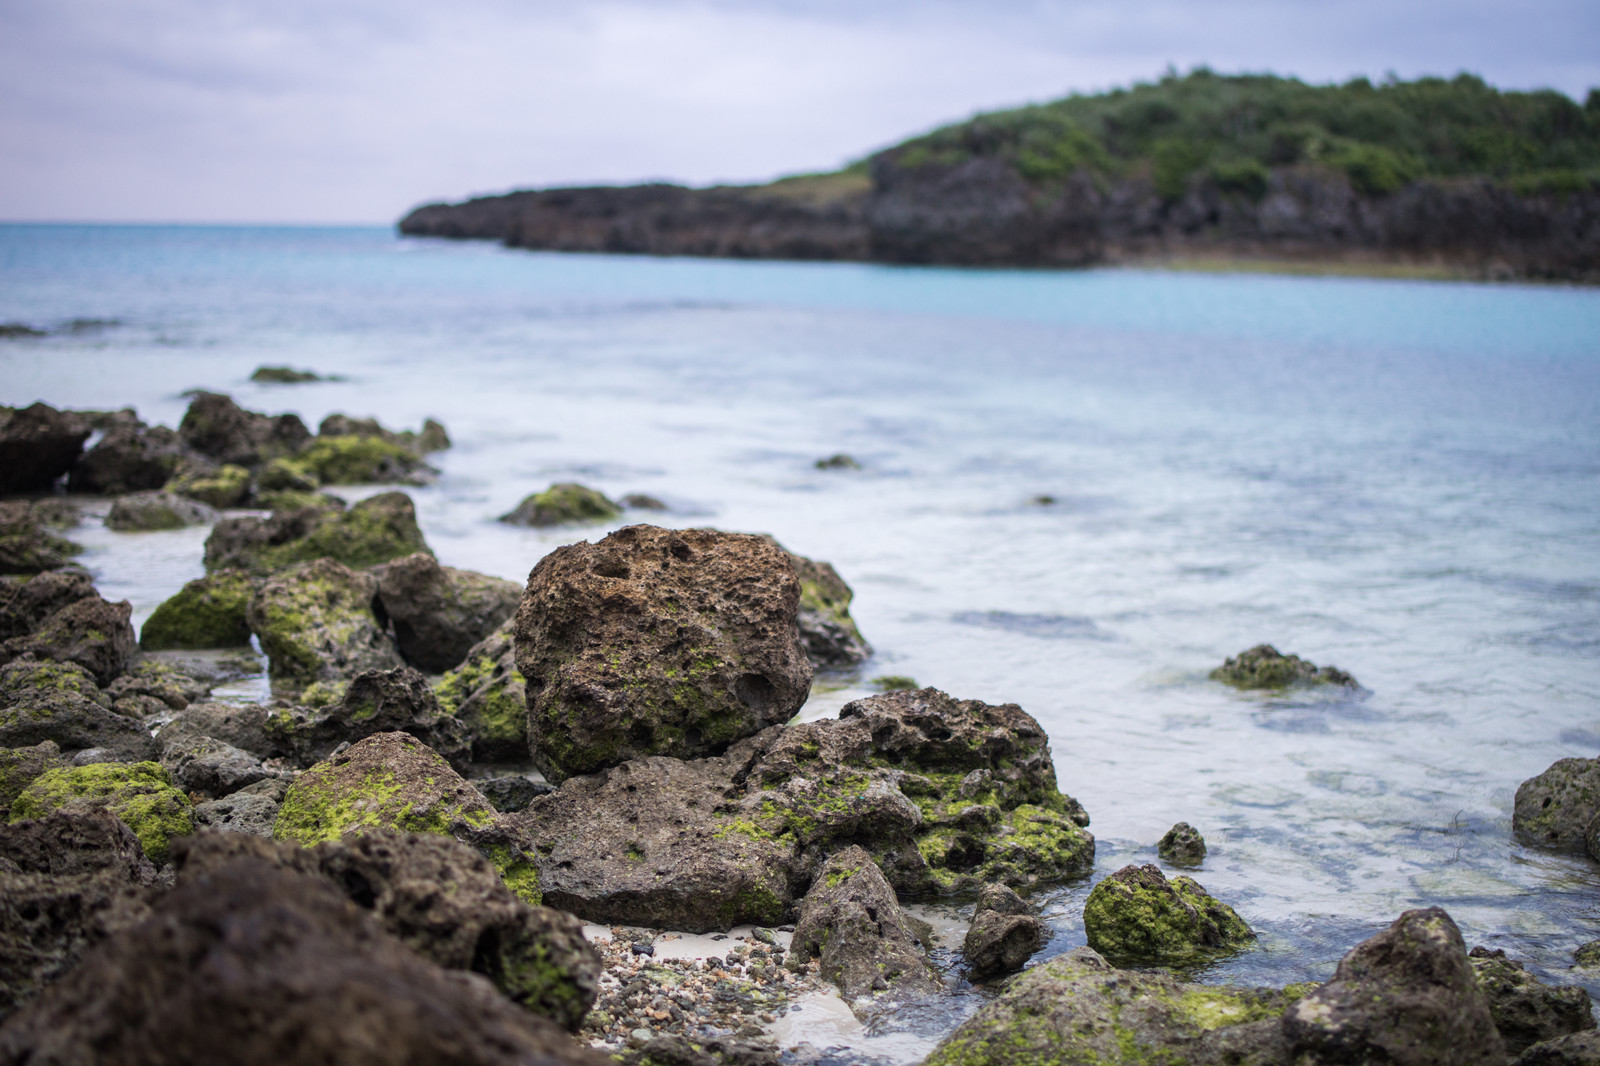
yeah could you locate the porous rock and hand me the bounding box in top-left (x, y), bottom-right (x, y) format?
top-left (963, 882), bottom-right (1047, 978)
top-left (0, 403), bottom-right (89, 495)
top-left (1283, 906), bottom-right (1506, 1066)
top-left (1515, 1032), bottom-right (1600, 1065)
top-left (177, 391), bottom-right (310, 467)
top-left (0, 808), bottom-right (158, 1020)
top-left (104, 491), bottom-right (216, 531)
top-left (791, 845), bottom-right (938, 1004)
top-left (0, 742), bottom-right (61, 819)
top-left (1, 594), bottom-right (136, 686)
top-left (192, 791), bottom-right (279, 836)
top-left (138, 568), bottom-right (254, 650)
top-left (176, 829), bottom-right (600, 1030)
top-left (0, 569), bottom-right (96, 642)
top-left (0, 856), bottom-right (607, 1066)
top-left (1082, 863), bottom-right (1254, 964)
top-left (265, 665), bottom-right (471, 769)
top-left (68, 413), bottom-right (193, 496)
top-left (1159, 820), bottom-right (1208, 864)
top-left (615, 1035), bottom-right (781, 1066)
top-left (156, 701), bottom-right (278, 761)
top-left (514, 525), bottom-right (812, 780)
top-left (158, 732), bottom-right (272, 797)
top-left (371, 552), bottom-right (521, 673)
top-left (245, 557), bottom-right (402, 691)
top-left (1469, 946), bottom-right (1595, 1055)
top-left (1211, 643), bottom-right (1359, 690)
top-left (206, 490), bottom-right (430, 573)
top-left (435, 620), bottom-right (528, 762)
top-left (0, 503), bottom-right (82, 576)
top-left (924, 945), bottom-right (1301, 1066)
top-left (0, 659), bottom-right (157, 762)
top-left (291, 433), bottom-right (436, 485)
top-left (764, 538), bottom-right (872, 670)
top-left (164, 462), bottom-right (251, 508)
top-left (500, 482), bottom-right (621, 527)
top-left (7, 762), bottom-right (195, 864)
top-left (1515, 758), bottom-right (1600, 853)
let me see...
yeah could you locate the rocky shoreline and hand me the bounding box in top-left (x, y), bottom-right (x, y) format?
top-left (4, 389), bottom-right (1600, 1064)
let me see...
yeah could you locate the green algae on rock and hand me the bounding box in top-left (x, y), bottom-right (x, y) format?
top-left (1468, 946), bottom-right (1595, 1055)
top-left (265, 665), bottom-right (471, 770)
top-left (0, 740), bottom-right (61, 818)
top-left (0, 501), bottom-right (84, 575)
top-left (1158, 821), bottom-right (1208, 865)
top-left (499, 482), bottom-right (622, 527)
top-left (1514, 757), bottom-right (1600, 854)
top-left (8, 761), bottom-right (195, 863)
top-left (293, 434), bottom-right (436, 485)
top-left (245, 557), bottom-right (402, 690)
top-left (1210, 643), bottom-right (1359, 690)
top-left (205, 490), bottom-right (431, 574)
top-left (434, 621), bottom-right (529, 762)
top-left (1083, 863), bottom-right (1254, 965)
top-left (761, 537), bottom-right (872, 670)
top-left (165, 463), bottom-right (251, 508)
top-left (5, 594), bottom-right (136, 686)
top-left (104, 491), bottom-right (216, 532)
top-left (139, 569), bottom-right (254, 650)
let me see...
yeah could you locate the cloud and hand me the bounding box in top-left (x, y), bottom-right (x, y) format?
top-left (0, 0), bottom-right (1594, 222)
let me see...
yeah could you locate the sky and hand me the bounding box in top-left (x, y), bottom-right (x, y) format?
top-left (1, 0), bottom-right (1597, 224)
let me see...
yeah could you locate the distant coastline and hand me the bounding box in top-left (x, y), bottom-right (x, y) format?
top-left (400, 71), bottom-right (1600, 283)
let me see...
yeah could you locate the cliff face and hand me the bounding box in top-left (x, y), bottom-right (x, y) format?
top-left (399, 161), bottom-right (1600, 281)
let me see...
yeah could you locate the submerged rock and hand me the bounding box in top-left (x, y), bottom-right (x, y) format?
top-left (104, 490), bottom-right (216, 531)
top-left (514, 525), bottom-right (812, 781)
top-left (500, 482), bottom-right (622, 527)
top-left (1283, 906), bottom-right (1505, 1066)
top-left (1082, 864), bottom-right (1254, 965)
top-left (177, 391), bottom-right (311, 467)
top-left (925, 945), bottom-right (1302, 1066)
top-left (0, 502), bottom-right (83, 575)
top-left (0, 808), bottom-right (158, 1020)
top-left (7, 761), bottom-right (195, 863)
top-left (1158, 821), bottom-right (1208, 865)
top-left (791, 846), bottom-right (938, 1005)
top-left (138, 569), bottom-right (254, 650)
top-left (814, 454), bottom-right (861, 470)
top-left (963, 882), bottom-right (1047, 978)
top-left (1515, 758), bottom-right (1600, 853)
top-left (0, 403), bottom-right (90, 495)
top-left (1469, 946), bottom-right (1595, 1055)
top-left (1, 593), bottom-right (136, 686)
top-left (245, 557), bottom-right (402, 691)
top-left (164, 462), bottom-right (252, 508)
top-left (0, 855), bottom-right (607, 1066)
top-left (264, 665), bottom-right (471, 770)
top-left (205, 490), bottom-right (430, 573)
top-left (371, 552), bottom-right (521, 673)
top-left (435, 621), bottom-right (528, 762)
top-left (250, 365), bottom-right (323, 383)
top-left (1211, 644), bottom-right (1359, 690)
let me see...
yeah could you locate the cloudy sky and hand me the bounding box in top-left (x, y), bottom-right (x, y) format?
top-left (1, 0), bottom-right (1596, 223)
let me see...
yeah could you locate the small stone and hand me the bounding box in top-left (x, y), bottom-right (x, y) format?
top-left (1158, 822), bottom-right (1207, 865)
top-left (814, 454), bottom-right (860, 470)
top-left (631, 942), bottom-right (655, 957)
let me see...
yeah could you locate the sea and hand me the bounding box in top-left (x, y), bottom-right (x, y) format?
top-left (3, 222), bottom-right (1599, 1055)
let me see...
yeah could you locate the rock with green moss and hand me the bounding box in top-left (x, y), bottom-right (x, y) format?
top-left (499, 483), bottom-right (621, 527)
top-left (265, 666), bottom-right (470, 770)
top-left (926, 945), bottom-right (1305, 1066)
top-left (1211, 644), bottom-right (1359, 690)
top-left (105, 491), bottom-right (217, 532)
top-left (0, 740), bottom-right (61, 818)
top-left (434, 621), bottom-right (528, 762)
top-left (177, 391), bottom-right (310, 467)
top-left (1083, 864), bottom-right (1254, 965)
top-left (1284, 906), bottom-right (1506, 1066)
top-left (1575, 942), bottom-right (1600, 968)
top-left (271, 731), bottom-right (540, 904)
top-left (762, 539), bottom-right (872, 670)
top-left (0, 658), bottom-right (157, 762)
top-left (250, 365), bottom-right (323, 383)
top-left (1159, 821), bottom-right (1208, 865)
top-left (1469, 946), bottom-right (1595, 1056)
top-left (0, 501), bottom-right (84, 575)
top-left (139, 569), bottom-right (254, 651)
top-left (1515, 1032), bottom-right (1600, 1064)
top-left (514, 525), bottom-right (812, 781)
top-left (1515, 758), bottom-right (1600, 854)
top-left (791, 846), bottom-right (938, 1006)
top-left (371, 552), bottom-right (521, 673)
top-left (256, 455), bottom-right (322, 492)
top-left (293, 434), bottom-right (436, 486)
top-left (2, 593), bottom-right (136, 686)
top-left (0, 569), bottom-right (96, 642)
top-left (245, 558), bottom-right (402, 691)
top-left (8, 761), bottom-right (195, 863)
top-left (963, 882), bottom-right (1047, 978)
top-left (166, 462), bottom-right (253, 508)
top-left (205, 491), bottom-right (431, 573)
top-left (177, 828), bottom-right (600, 1030)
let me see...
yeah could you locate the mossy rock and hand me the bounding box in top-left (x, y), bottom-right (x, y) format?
top-left (499, 483), bottom-right (620, 527)
top-left (1514, 757), bottom-right (1600, 853)
top-left (8, 761), bottom-right (195, 863)
top-left (166, 463), bottom-right (252, 508)
top-left (257, 456), bottom-right (321, 493)
top-left (0, 740), bottom-right (61, 818)
top-left (434, 624), bottom-right (527, 762)
top-left (0, 501), bottom-right (84, 575)
top-left (1158, 821), bottom-right (1207, 865)
top-left (206, 492), bottom-right (431, 574)
top-left (1083, 863), bottom-right (1254, 965)
top-left (250, 365), bottom-right (323, 383)
top-left (105, 491), bottom-right (217, 532)
top-left (245, 557), bottom-right (402, 690)
top-left (1211, 643), bottom-right (1358, 690)
top-left (293, 435), bottom-right (434, 486)
top-left (140, 569), bottom-right (255, 650)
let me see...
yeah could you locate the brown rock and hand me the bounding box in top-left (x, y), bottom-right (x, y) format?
top-left (371, 552), bottom-right (522, 673)
top-left (963, 882), bottom-right (1047, 978)
top-left (177, 391), bottom-right (310, 467)
top-left (0, 570), bottom-right (96, 643)
top-left (791, 846), bottom-right (938, 1005)
top-left (265, 665), bottom-right (471, 769)
top-left (67, 412), bottom-right (193, 496)
top-left (0, 404), bottom-right (90, 495)
top-left (245, 558), bottom-right (402, 691)
top-left (1, 596), bottom-right (135, 686)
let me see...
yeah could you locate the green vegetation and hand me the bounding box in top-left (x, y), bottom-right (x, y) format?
top-left (877, 70), bottom-right (1600, 199)
top-left (499, 482), bottom-right (621, 527)
top-left (250, 365), bottom-right (324, 384)
top-left (166, 463), bottom-right (251, 508)
top-left (140, 569), bottom-right (254, 650)
top-left (9, 762), bottom-right (194, 863)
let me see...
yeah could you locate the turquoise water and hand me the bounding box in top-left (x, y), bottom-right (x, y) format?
top-left (4, 223), bottom-right (1600, 1037)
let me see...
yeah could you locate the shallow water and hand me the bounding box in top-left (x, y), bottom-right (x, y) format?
top-left (4, 223), bottom-right (1600, 1048)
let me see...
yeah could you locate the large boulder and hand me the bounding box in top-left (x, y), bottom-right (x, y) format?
top-left (0, 569), bottom-right (96, 642)
top-left (924, 945), bottom-right (1301, 1066)
top-left (1083, 864), bottom-right (1253, 965)
top-left (0, 404), bottom-right (89, 495)
top-left (177, 391), bottom-right (310, 467)
top-left (264, 666), bottom-right (471, 769)
top-left (7, 762), bottom-right (194, 864)
top-left (272, 731), bottom-right (540, 904)
top-left (1283, 906), bottom-right (1506, 1066)
top-left (509, 687), bottom-right (1094, 931)
top-left (245, 557), bottom-right (402, 692)
top-left (0, 808), bottom-right (158, 1020)
top-left (371, 553), bottom-right (521, 673)
top-left (963, 882), bottom-right (1047, 978)
top-left (0, 856), bottom-right (608, 1066)
top-left (175, 829), bottom-right (601, 1030)
top-left (791, 846), bottom-right (938, 1004)
top-left (104, 491), bottom-right (216, 531)
top-left (435, 621), bottom-right (528, 762)
top-left (1469, 947), bottom-right (1595, 1056)
top-left (138, 569), bottom-right (254, 650)
top-left (0, 594), bottom-right (135, 686)
top-left (767, 540), bottom-right (872, 669)
top-left (1514, 758), bottom-right (1600, 853)
top-left (513, 525), bottom-right (813, 780)
top-left (0, 503), bottom-right (82, 575)
top-left (500, 482), bottom-right (621, 527)
top-left (205, 491), bottom-right (431, 573)
top-left (1211, 643), bottom-right (1359, 690)
top-left (67, 411), bottom-right (193, 496)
